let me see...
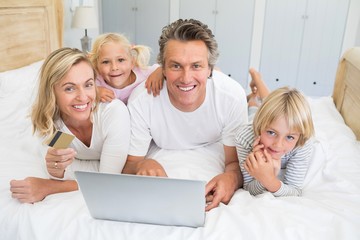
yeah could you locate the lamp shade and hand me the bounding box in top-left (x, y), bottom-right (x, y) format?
top-left (71, 6), bottom-right (98, 29)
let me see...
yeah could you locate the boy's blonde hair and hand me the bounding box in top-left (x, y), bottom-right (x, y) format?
top-left (89, 33), bottom-right (151, 72)
top-left (31, 48), bottom-right (99, 141)
top-left (252, 87), bottom-right (314, 147)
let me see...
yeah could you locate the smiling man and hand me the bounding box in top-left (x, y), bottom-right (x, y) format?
top-left (123, 19), bottom-right (248, 211)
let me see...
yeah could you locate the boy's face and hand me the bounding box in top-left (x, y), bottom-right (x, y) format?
top-left (162, 39), bottom-right (211, 112)
top-left (259, 116), bottom-right (300, 160)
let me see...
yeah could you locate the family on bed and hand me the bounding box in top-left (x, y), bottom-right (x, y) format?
top-left (10, 19), bottom-right (314, 211)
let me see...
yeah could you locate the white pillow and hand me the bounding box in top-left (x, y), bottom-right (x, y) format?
top-left (0, 60), bottom-right (43, 97)
top-left (308, 96), bottom-right (356, 140)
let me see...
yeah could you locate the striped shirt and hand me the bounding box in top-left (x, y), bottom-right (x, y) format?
top-left (235, 124), bottom-right (313, 197)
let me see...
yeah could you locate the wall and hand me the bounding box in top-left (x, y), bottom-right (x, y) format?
top-left (357, 23), bottom-right (360, 46)
top-left (63, 0), bottom-right (100, 49)
top-left (63, 0), bottom-right (360, 86)
top-left (342, 0), bottom-right (360, 52)
top-left (63, 0), bottom-right (360, 51)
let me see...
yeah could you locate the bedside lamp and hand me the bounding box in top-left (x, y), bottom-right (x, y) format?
top-left (71, 6), bottom-right (98, 53)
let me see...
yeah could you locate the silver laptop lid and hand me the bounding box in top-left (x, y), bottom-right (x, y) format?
top-left (75, 171), bottom-right (206, 227)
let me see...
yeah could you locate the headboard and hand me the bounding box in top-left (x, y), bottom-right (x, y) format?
top-left (0, 0), bottom-right (63, 72)
top-left (333, 47), bottom-right (360, 140)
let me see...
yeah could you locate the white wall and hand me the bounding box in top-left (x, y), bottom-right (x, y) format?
top-left (342, 0), bottom-right (360, 52)
top-left (63, 0), bottom-right (100, 49)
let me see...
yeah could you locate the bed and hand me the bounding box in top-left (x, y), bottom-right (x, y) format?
top-left (1, 1), bottom-right (360, 239)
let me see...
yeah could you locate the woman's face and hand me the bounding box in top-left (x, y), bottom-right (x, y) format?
top-left (259, 116), bottom-right (300, 160)
top-left (54, 61), bottom-right (96, 124)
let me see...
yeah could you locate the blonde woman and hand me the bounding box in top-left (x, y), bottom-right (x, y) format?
top-left (10, 48), bottom-right (130, 203)
top-left (235, 86), bottom-right (315, 196)
top-left (89, 33), bottom-right (163, 104)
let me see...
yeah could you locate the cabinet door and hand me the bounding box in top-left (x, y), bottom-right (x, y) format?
top-left (179, 0), bottom-right (216, 31)
top-left (101, 0), bottom-right (135, 41)
top-left (260, 0), bottom-right (307, 91)
top-left (135, 0), bottom-right (170, 64)
top-left (179, 0), bottom-right (254, 87)
top-left (260, 0), bottom-right (349, 96)
top-left (101, 0), bottom-right (169, 64)
top-left (215, 0), bottom-right (254, 87)
top-left (296, 0), bottom-right (349, 96)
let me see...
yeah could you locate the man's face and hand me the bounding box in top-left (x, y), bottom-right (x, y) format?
top-left (162, 40), bottom-right (211, 112)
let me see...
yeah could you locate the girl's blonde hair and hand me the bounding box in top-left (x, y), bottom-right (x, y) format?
top-left (31, 48), bottom-right (99, 141)
top-left (253, 87), bottom-right (314, 147)
top-left (89, 33), bottom-right (151, 72)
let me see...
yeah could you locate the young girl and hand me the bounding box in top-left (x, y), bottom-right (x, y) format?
top-left (89, 33), bottom-right (163, 104)
top-left (235, 82), bottom-right (315, 197)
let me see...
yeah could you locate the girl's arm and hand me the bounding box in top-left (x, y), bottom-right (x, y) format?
top-left (145, 66), bottom-right (163, 96)
top-left (98, 86), bottom-right (116, 102)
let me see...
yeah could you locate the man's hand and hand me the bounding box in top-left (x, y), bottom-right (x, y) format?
top-left (204, 171), bottom-right (239, 211)
top-left (123, 155), bottom-right (167, 177)
top-left (135, 159), bottom-right (167, 177)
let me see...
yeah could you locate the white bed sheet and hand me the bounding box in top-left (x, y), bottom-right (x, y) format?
top-left (1, 62), bottom-right (360, 240)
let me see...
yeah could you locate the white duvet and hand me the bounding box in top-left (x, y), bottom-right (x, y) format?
top-left (1, 61), bottom-right (360, 240)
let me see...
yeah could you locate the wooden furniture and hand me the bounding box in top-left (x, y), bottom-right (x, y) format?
top-left (0, 0), bottom-right (63, 72)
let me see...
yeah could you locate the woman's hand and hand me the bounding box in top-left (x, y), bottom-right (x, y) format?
top-left (45, 147), bottom-right (76, 178)
top-left (10, 177), bottom-right (50, 203)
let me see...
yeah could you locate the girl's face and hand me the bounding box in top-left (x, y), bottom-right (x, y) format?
top-left (54, 61), bottom-right (96, 124)
top-left (97, 41), bottom-right (135, 89)
top-left (259, 116), bottom-right (300, 160)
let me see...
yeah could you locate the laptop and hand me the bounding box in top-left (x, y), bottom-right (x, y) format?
top-left (74, 171), bottom-right (206, 227)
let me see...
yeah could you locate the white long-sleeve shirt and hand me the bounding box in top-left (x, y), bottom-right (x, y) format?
top-left (56, 99), bottom-right (130, 179)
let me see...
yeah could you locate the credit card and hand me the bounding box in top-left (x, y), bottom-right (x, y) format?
top-left (47, 131), bottom-right (75, 149)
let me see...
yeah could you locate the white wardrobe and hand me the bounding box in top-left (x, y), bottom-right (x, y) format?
top-left (259, 0), bottom-right (349, 96)
top-left (179, 0), bottom-right (255, 88)
top-left (100, 0), bottom-right (350, 96)
top-left (100, 0), bottom-right (254, 87)
top-left (101, 0), bottom-right (170, 64)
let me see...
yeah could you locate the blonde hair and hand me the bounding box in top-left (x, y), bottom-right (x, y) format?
top-left (31, 48), bottom-right (99, 140)
top-left (252, 87), bottom-right (314, 147)
top-left (89, 33), bottom-right (151, 72)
